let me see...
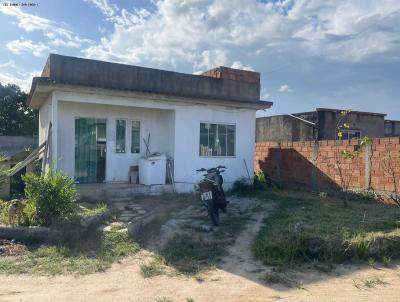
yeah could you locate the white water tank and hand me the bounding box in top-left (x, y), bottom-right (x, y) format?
top-left (138, 154), bottom-right (167, 185)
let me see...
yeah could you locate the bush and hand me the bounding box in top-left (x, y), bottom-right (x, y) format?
top-left (231, 177), bottom-right (254, 195)
top-left (0, 198), bottom-right (40, 226)
top-left (254, 171), bottom-right (267, 190)
top-left (23, 170), bottom-right (78, 226)
top-left (0, 199), bottom-right (9, 224)
top-left (22, 201), bottom-right (39, 226)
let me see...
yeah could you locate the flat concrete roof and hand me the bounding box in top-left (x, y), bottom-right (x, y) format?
top-left (316, 108), bottom-right (387, 117)
top-left (28, 54), bottom-right (272, 110)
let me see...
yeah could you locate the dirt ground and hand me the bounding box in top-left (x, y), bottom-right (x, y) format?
top-left (1, 197), bottom-right (400, 302)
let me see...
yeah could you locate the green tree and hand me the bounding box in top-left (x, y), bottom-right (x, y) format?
top-left (329, 110), bottom-right (372, 207)
top-left (0, 82), bottom-right (38, 136)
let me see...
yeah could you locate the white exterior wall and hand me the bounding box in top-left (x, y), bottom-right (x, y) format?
top-left (38, 96), bottom-right (51, 146)
top-left (173, 106), bottom-right (255, 192)
top-left (57, 101), bottom-right (174, 182)
top-left (40, 90), bottom-right (256, 192)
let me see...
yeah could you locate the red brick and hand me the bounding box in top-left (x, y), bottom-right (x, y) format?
top-left (384, 183), bottom-right (395, 192)
top-left (374, 145), bottom-right (387, 152)
top-left (389, 137), bottom-right (400, 143)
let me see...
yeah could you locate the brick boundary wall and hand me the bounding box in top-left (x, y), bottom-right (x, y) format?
top-left (254, 137), bottom-right (400, 193)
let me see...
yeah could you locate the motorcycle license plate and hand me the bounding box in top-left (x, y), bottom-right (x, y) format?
top-left (201, 191), bottom-right (213, 201)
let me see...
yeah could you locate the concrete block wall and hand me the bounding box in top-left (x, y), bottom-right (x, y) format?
top-left (255, 137), bottom-right (400, 193)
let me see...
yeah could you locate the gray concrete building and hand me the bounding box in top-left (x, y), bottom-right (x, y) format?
top-left (385, 120), bottom-right (400, 137)
top-left (256, 108), bottom-right (400, 142)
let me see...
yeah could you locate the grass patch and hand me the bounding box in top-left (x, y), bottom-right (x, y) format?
top-left (253, 190), bottom-right (400, 267)
top-left (363, 276), bottom-right (387, 288)
top-left (0, 199), bottom-right (9, 225)
top-left (140, 255), bottom-right (166, 278)
top-left (78, 202), bottom-right (108, 218)
top-left (1, 200), bottom-right (109, 226)
top-left (154, 298), bottom-right (173, 302)
top-left (0, 229), bottom-right (139, 275)
top-left (161, 235), bottom-right (223, 274)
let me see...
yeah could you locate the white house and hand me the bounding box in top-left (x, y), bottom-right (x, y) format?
top-left (27, 54), bottom-right (272, 195)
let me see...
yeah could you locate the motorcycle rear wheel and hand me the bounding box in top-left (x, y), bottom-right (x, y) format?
top-left (207, 201), bottom-right (219, 226)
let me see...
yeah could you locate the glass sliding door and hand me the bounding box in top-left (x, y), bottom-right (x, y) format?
top-left (75, 118), bottom-right (107, 183)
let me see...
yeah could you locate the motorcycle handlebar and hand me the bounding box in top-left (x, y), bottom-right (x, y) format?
top-left (196, 166), bottom-right (227, 172)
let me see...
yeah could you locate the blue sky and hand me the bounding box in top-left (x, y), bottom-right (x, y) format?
top-left (0, 0), bottom-right (399, 119)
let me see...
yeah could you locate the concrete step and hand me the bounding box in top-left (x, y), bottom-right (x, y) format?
top-left (108, 197), bottom-right (136, 203)
top-left (105, 184), bottom-right (174, 202)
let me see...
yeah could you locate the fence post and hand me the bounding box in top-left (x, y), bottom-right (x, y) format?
top-left (365, 143), bottom-right (372, 190)
top-left (311, 141), bottom-right (319, 190)
top-left (275, 143), bottom-right (282, 185)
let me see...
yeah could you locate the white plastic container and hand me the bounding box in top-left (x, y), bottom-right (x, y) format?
top-left (138, 154), bottom-right (167, 185)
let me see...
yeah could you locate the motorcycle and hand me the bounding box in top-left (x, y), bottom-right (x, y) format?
top-left (195, 165), bottom-right (229, 226)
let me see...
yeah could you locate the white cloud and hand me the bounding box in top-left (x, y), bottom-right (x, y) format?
top-left (230, 61), bottom-right (254, 71)
top-left (6, 39), bottom-right (52, 57)
top-left (278, 84), bottom-right (292, 92)
top-left (0, 5), bottom-right (92, 56)
top-left (0, 4), bottom-right (50, 31)
top-left (84, 0), bottom-right (118, 19)
top-left (1, 0), bottom-right (400, 117)
top-left (261, 87), bottom-right (270, 100)
top-left (81, 0), bottom-right (400, 71)
top-left (0, 60), bottom-right (40, 91)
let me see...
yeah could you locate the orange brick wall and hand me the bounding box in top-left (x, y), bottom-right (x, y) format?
top-left (254, 138), bottom-right (400, 193)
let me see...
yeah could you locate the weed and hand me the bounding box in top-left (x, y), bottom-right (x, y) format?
top-left (194, 274), bottom-right (205, 282)
top-left (0, 199), bottom-right (9, 224)
top-left (154, 298), bottom-right (173, 302)
top-left (140, 255), bottom-right (166, 278)
top-left (368, 258), bottom-right (376, 268)
top-left (363, 277), bottom-right (387, 288)
top-left (0, 199), bottom-right (39, 226)
top-left (78, 202), bottom-right (108, 218)
top-left (352, 279), bottom-right (362, 289)
top-left (269, 296), bottom-right (283, 301)
top-left (185, 298), bottom-right (195, 302)
top-left (383, 256), bottom-right (391, 267)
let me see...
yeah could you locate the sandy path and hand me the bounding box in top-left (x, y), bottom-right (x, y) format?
top-left (1, 203), bottom-right (400, 302)
top-left (220, 205), bottom-right (273, 283)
